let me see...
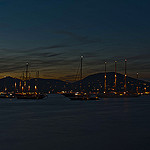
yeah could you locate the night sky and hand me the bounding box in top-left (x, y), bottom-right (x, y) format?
top-left (0, 0), bottom-right (150, 81)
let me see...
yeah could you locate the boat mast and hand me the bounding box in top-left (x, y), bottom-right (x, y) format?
top-left (28, 72), bottom-right (31, 92)
top-left (4, 76), bottom-right (7, 92)
top-left (22, 71), bottom-right (25, 93)
top-left (19, 80), bottom-right (22, 93)
top-left (25, 62), bottom-right (29, 92)
top-left (104, 61), bottom-right (107, 93)
top-left (35, 71), bottom-right (39, 93)
top-left (114, 61), bottom-right (117, 92)
top-left (80, 56), bottom-right (83, 80)
top-left (136, 72), bottom-right (139, 93)
top-left (124, 59), bottom-right (127, 93)
top-left (80, 56), bottom-right (83, 93)
top-left (14, 81), bottom-right (17, 94)
top-left (26, 62), bottom-right (29, 81)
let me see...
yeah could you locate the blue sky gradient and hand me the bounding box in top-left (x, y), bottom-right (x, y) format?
top-left (0, 0), bottom-right (150, 81)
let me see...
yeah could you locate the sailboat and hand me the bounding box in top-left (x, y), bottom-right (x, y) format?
top-left (68, 56), bottom-right (99, 100)
top-left (0, 92), bottom-right (15, 98)
top-left (98, 60), bottom-right (141, 98)
top-left (0, 78), bottom-right (15, 98)
top-left (16, 92), bottom-right (46, 99)
top-left (15, 63), bottom-right (47, 99)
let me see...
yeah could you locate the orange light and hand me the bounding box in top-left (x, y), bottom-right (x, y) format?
top-left (28, 86), bottom-right (30, 91)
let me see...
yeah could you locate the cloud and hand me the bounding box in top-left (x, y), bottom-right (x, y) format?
top-left (0, 44), bottom-right (67, 53)
top-left (26, 44), bottom-right (68, 52)
top-left (55, 30), bottom-right (102, 45)
top-left (0, 42), bottom-right (150, 81)
top-left (127, 53), bottom-right (150, 61)
top-left (0, 45), bottom-right (66, 75)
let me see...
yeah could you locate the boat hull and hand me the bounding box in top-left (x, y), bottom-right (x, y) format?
top-left (98, 93), bottom-right (141, 98)
top-left (16, 93), bottom-right (46, 99)
top-left (69, 96), bottom-right (99, 100)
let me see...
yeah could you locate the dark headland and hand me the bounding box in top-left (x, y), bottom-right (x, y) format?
top-left (0, 72), bottom-right (149, 94)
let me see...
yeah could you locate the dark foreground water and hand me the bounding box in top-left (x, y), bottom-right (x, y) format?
top-left (0, 94), bottom-right (150, 150)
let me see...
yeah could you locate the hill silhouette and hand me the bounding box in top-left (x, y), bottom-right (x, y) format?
top-left (0, 72), bottom-right (149, 93)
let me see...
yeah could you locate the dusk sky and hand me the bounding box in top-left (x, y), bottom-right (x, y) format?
top-left (0, 0), bottom-right (150, 81)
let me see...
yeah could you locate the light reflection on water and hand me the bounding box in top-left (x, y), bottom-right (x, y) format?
top-left (0, 94), bottom-right (150, 150)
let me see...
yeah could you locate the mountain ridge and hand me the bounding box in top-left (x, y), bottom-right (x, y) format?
top-left (0, 72), bottom-right (149, 93)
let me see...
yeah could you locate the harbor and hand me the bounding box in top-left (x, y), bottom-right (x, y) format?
top-left (0, 59), bottom-right (149, 100)
top-left (0, 0), bottom-right (150, 149)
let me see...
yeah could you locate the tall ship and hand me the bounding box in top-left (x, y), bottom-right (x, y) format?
top-left (98, 60), bottom-right (141, 98)
top-left (0, 78), bottom-right (15, 98)
top-left (15, 62), bottom-right (47, 99)
top-left (63, 56), bottom-right (99, 100)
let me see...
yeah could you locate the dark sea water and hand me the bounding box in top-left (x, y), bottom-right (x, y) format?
top-left (0, 94), bottom-right (150, 150)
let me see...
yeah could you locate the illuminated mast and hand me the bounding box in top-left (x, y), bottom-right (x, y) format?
top-left (114, 61), bottom-right (117, 92)
top-left (19, 80), bottom-right (22, 93)
top-left (124, 59), bottom-right (127, 94)
top-left (80, 56), bottom-right (83, 80)
top-left (22, 71), bottom-right (25, 92)
top-left (35, 71), bottom-right (39, 93)
top-left (26, 62), bottom-right (29, 81)
top-left (136, 72), bottom-right (139, 94)
top-left (14, 81), bottom-right (17, 94)
top-left (104, 61), bottom-right (107, 93)
top-left (25, 62), bottom-right (29, 92)
top-left (80, 56), bottom-right (83, 92)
